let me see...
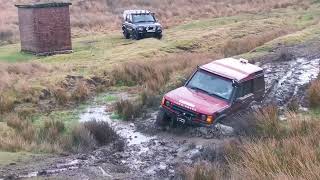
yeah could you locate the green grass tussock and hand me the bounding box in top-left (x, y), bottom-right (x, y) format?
top-left (0, 114), bottom-right (119, 153)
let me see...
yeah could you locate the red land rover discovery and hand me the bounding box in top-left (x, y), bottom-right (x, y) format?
top-left (156, 58), bottom-right (265, 127)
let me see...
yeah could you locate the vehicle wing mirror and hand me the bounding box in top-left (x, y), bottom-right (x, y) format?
top-left (232, 80), bottom-right (238, 87)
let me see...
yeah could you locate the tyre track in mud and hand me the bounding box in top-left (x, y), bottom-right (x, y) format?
top-left (2, 57), bottom-right (319, 180)
top-left (262, 58), bottom-right (319, 107)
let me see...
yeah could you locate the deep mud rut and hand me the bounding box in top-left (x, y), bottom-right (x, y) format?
top-left (1, 57), bottom-right (319, 180)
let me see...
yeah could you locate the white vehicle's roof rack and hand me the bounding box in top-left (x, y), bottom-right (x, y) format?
top-left (123, 10), bottom-right (153, 19)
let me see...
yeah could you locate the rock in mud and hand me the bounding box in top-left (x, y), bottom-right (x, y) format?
top-left (189, 124), bottom-right (234, 139)
top-left (215, 123), bottom-right (234, 136)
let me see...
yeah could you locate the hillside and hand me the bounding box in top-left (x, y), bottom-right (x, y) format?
top-left (0, 0), bottom-right (309, 44)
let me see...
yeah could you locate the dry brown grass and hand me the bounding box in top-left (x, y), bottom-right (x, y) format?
top-left (68, 121), bottom-right (119, 152)
top-left (181, 162), bottom-right (227, 180)
top-left (72, 81), bottom-right (91, 102)
top-left (68, 123), bottom-right (96, 153)
top-left (308, 78), bottom-right (320, 107)
top-left (0, 62), bottom-right (51, 113)
top-left (53, 87), bottom-right (71, 105)
top-left (229, 114), bottom-right (320, 179)
top-left (5, 114), bottom-right (36, 142)
top-left (6, 113), bottom-right (24, 130)
top-left (287, 97), bottom-right (300, 112)
top-left (0, 0), bottom-right (309, 43)
top-left (0, 132), bottom-right (31, 152)
top-left (84, 120), bottom-right (119, 146)
top-left (114, 99), bottom-right (142, 121)
top-left (1, 113), bottom-right (119, 153)
top-left (111, 53), bottom-right (214, 92)
top-left (253, 105), bottom-right (282, 138)
top-left (187, 110), bottom-right (320, 180)
top-left (223, 29), bottom-right (293, 57)
top-left (0, 93), bottom-right (15, 113)
top-left (38, 118), bottom-right (66, 142)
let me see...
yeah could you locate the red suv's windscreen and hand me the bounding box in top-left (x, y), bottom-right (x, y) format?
top-left (186, 70), bottom-right (234, 101)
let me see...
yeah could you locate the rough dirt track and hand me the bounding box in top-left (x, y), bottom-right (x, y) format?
top-left (1, 48), bottom-right (320, 179)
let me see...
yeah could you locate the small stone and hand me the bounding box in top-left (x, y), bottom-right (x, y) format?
top-left (279, 116), bottom-right (287, 121)
top-left (159, 162), bottom-right (167, 170)
top-left (215, 123), bottom-right (234, 136)
top-left (188, 149), bottom-right (201, 160)
top-left (299, 107), bottom-right (309, 112)
top-left (199, 127), bottom-right (208, 134)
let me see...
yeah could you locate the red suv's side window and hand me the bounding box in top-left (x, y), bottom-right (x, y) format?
top-left (253, 76), bottom-right (265, 92)
top-left (236, 80), bottom-right (253, 98)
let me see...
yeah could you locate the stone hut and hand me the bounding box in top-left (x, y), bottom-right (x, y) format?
top-left (15, 2), bottom-right (72, 55)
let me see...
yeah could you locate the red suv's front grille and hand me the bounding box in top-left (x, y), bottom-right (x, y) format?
top-left (172, 104), bottom-right (197, 119)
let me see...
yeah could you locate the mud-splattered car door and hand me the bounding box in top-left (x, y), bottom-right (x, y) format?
top-left (231, 79), bottom-right (255, 112)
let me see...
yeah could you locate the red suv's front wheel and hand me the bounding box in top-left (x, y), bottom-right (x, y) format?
top-left (155, 109), bottom-right (170, 127)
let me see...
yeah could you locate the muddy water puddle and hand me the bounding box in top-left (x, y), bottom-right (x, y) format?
top-left (76, 95), bottom-right (229, 178)
top-left (80, 106), bottom-right (154, 146)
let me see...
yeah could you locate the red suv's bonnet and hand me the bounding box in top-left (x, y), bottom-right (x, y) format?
top-left (164, 87), bottom-right (229, 115)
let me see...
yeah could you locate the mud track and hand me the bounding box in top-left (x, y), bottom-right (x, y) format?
top-left (1, 55), bottom-right (319, 179)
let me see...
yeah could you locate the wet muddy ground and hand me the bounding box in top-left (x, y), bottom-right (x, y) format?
top-left (1, 46), bottom-right (320, 179)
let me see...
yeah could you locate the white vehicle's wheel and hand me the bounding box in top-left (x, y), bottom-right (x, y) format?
top-left (123, 30), bottom-right (130, 39)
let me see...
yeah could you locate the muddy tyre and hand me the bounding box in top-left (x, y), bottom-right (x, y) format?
top-left (123, 30), bottom-right (130, 39)
top-left (155, 34), bottom-right (162, 40)
top-left (132, 30), bottom-right (141, 40)
top-left (155, 109), bottom-right (170, 127)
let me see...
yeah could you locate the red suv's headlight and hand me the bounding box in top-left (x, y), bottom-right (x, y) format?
top-left (161, 98), bottom-right (172, 107)
top-left (200, 114), bottom-right (214, 124)
top-left (165, 100), bottom-right (171, 107)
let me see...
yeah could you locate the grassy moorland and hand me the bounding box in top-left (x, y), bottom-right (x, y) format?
top-left (0, 0), bottom-right (309, 44)
top-left (1, 4), bottom-right (319, 113)
top-left (0, 0), bottom-right (320, 174)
